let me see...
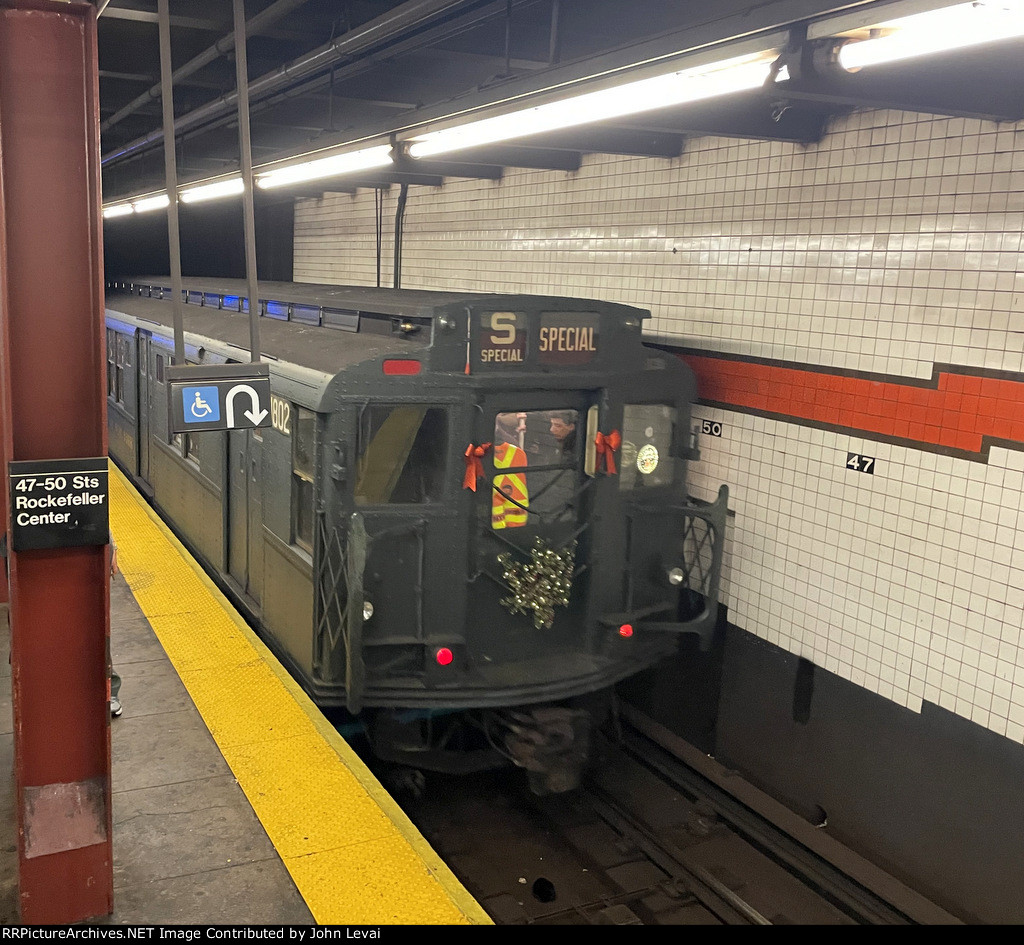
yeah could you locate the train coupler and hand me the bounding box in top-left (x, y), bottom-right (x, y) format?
top-left (498, 704), bottom-right (593, 795)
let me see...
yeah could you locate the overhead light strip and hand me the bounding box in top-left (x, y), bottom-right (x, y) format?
top-left (834, 0), bottom-right (1024, 71)
top-left (132, 193), bottom-right (170, 213)
top-left (405, 49), bottom-right (780, 158)
top-left (255, 145), bottom-right (394, 189)
top-left (102, 203), bottom-right (134, 219)
top-left (180, 176), bottom-right (245, 203)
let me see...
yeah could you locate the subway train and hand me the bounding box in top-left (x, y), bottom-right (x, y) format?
top-left (104, 277), bottom-right (728, 793)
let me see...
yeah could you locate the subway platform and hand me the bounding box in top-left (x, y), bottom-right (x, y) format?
top-left (0, 465), bottom-right (491, 925)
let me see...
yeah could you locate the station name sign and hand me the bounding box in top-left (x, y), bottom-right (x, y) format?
top-left (167, 362), bottom-right (272, 434)
top-left (8, 458), bottom-right (109, 551)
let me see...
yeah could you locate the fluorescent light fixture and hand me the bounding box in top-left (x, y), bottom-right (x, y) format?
top-left (180, 176), bottom-right (244, 203)
top-left (837, 1), bottom-right (1024, 71)
top-left (407, 49), bottom-right (778, 158)
top-left (256, 145), bottom-right (393, 189)
top-left (102, 203), bottom-right (134, 219)
top-left (132, 193), bottom-right (170, 213)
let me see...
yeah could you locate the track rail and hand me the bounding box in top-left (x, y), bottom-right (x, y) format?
top-left (392, 707), bottom-right (962, 925)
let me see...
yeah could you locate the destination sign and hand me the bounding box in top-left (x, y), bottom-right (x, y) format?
top-left (8, 458), bottom-right (109, 551)
top-left (538, 312), bottom-right (600, 366)
top-left (478, 311), bottom-right (527, 366)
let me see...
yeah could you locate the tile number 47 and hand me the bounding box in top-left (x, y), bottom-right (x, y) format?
top-left (846, 452), bottom-right (875, 474)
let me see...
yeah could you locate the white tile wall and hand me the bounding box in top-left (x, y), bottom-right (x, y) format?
top-left (294, 107), bottom-right (1024, 744)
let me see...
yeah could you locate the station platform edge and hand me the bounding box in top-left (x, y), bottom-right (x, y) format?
top-left (108, 462), bottom-right (490, 926)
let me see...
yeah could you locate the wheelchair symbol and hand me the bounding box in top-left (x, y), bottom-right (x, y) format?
top-left (182, 386), bottom-right (221, 424)
top-left (191, 392), bottom-right (212, 418)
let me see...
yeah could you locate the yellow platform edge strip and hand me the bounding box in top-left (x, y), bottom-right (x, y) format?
top-left (109, 461), bottom-right (491, 926)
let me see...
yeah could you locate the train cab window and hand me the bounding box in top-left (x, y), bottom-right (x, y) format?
top-left (293, 407), bottom-right (316, 552)
top-left (619, 404), bottom-right (677, 490)
top-left (492, 408), bottom-right (579, 528)
top-left (354, 405), bottom-right (447, 505)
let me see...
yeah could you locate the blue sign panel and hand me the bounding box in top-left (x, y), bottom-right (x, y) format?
top-left (182, 386), bottom-right (221, 424)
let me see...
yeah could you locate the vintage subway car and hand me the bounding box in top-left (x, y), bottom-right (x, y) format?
top-left (104, 278), bottom-right (727, 792)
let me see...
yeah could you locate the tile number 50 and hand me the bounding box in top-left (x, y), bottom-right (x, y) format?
top-left (846, 452), bottom-right (875, 474)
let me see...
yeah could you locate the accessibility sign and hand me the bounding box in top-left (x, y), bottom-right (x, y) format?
top-left (166, 363), bottom-right (272, 434)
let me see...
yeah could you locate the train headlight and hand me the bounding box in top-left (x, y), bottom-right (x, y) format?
top-left (667, 567), bottom-right (685, 586)
top-left (362, 600), bottom-right (374, 621)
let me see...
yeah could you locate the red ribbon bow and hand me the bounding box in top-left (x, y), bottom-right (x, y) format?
top-left (594, 429), bottom-right (622, 474)
top-left (462, 442), bottom-right (492, 490)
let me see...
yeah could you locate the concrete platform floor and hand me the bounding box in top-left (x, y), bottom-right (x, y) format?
top-left (0, 578), bottom-right (315, 924)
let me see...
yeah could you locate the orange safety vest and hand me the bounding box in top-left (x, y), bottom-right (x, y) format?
top-left (492, 441), bottom-right (529, 529)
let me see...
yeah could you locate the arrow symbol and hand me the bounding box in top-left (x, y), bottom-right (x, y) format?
top-left (225, 383), bottom-right (269, 428)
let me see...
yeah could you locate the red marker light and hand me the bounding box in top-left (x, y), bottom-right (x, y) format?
top-left (383, 359), bottom-right (422, 375)
top-left (619, 624), bottom-right (634, 638)
top-left (436, 647), bottom-right (454, 666)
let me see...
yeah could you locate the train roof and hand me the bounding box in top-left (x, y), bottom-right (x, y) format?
top-left (121, 277), bottom-right (652, 322)
top-left (106, 277), bottom-right (657, 383)
top-left (106, 287), bottom-right (425, 376)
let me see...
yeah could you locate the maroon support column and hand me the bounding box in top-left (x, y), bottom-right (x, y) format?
top-left (0, 0), bottom-right (112, 922)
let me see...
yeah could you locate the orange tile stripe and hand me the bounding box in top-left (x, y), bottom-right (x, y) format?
top-left (680, 354), bottom-right (1024, 454)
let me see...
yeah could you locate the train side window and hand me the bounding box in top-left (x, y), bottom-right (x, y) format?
top-left (293, 407), bottom-right (316, 552)
top-left (106, 330), bottom-right (115, 398)
top-left (183, 433), bottom-right (199, 468)
top-left (354, 405), bottom-right (447, 505)
top-left (113, 335), bottom-right (130, 407)
top-left (619, 404), bottom-right (677, 490)
top-left (155, 355), bottom-right (165, 383)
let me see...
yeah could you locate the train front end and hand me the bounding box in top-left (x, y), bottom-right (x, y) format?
top-left (316, 296), bottom-right (728, 790)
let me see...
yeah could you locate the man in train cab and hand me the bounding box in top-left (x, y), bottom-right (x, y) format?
top-left (547, 410), bottom-right (577, 455)
top-left (520, 410), bottom-right (579, 524)
top-left (493, 412), bottom-right (529, 529)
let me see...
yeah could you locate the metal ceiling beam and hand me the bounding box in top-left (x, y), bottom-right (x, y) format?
top-left (101, 0), bottom-right (312, 134)
top-left (774, 54), bottom-right (1024, 123)
top-left (99, 69), bottom-right (155, 83)
top-left (357, 170), bottom-right (445, 187)
top-left (98, 6), bottom-right (227, 32)
top-left (101, 0), bottom-right (533, 167)
top-left (393, 156), bottom-right (503, 179)
top-left (418, 45), bottom-right (548, 71)
top-left (615, 92), bottom-right (833, 144)
top-left (523, 126), bottom-right (685, 158)
top-left (306, 91), bottom-right (420, 110)
top-left (420, 143), bottom-right (583, 172)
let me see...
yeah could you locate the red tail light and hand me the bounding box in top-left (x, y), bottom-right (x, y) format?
top-left (435, 647), bottom-right (454, 666)
top-left (618, 624), bottom-right (634, 638)
top-left (383, 359), bottom-right (421, 375)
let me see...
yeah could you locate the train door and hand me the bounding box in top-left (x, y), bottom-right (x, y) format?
top-left (227, 428), bottom-right (249, 595)
top-left (247, 428), bottom-right (264, 606)
top-left (335, 400), bottom-right (462, 693)
top-left (136, 331), bottom-right (151, 483)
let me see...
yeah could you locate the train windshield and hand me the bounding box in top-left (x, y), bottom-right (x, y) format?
top-left (354, 405), bottom-right (448, 504)
top-left (492, 408), bottom-right (579, 528)
top-left (619, 403), bottom-right (677, 489)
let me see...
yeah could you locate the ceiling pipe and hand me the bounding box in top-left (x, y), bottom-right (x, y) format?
top-left (101, 0), bottom-right (311, 134)
top-left (101, 0), bottom-right (508, 167)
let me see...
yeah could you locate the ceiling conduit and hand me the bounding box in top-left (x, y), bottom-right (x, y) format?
top-left (100, 0), bottom-right (312, 134)
top-left (101, 0), bottom-right (513, 167)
